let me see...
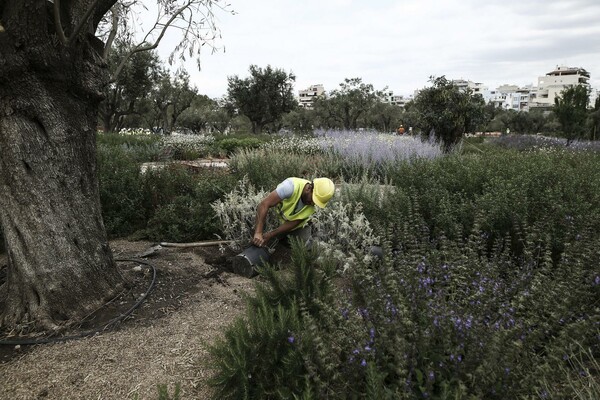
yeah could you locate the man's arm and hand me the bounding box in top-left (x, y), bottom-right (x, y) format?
top-left (252, 190), bottom-right (305, 247)
top-left (253, 190), bottom-right (281, 247)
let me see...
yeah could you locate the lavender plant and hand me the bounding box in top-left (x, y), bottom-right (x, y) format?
top-left (315, 129), bottom-right (444, 164)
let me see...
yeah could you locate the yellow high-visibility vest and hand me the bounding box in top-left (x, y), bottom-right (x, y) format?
top-left (277, 177), bottom-right (315, 230)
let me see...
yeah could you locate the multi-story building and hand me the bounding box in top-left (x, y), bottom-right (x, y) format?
top-left (298, 84), bottom-right (325, 109)
top-left (530, 66), bottom-right (590, 108)
top-left (452, 79), bottom-right (488, 96)
top-left (382, 90), bottom-right (411, 108)
top-left (489, 85), bottom-right (534, 111)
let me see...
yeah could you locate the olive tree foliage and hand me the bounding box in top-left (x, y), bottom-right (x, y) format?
top-left (0, 0), bottom-right (231, 332)
top-left (226, 65), bottom-right (297, 134)
top-left (589, 96), bottom-right (600, 141)
top-left (98, 39), bottom-right (161, 133)
top-left (368, 102), bottom-right (404, 133)
top-left (176, 94), bottom-right (221, 133)
top-left (281, 108), bottom-right (316, 134)
top-left (553, 85), bottom-right (590, 144)
top-left (485, 109), bottom-right (550, 135)
top-left (147, 68), bottom-right (198, 134)
top-left (313, 78), bottom-right (381, 130)
top-left (411, 76), bottom-right (487, 152)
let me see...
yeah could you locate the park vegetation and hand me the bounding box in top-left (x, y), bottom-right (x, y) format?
top-left (72, 128), bottom-right (600, 399)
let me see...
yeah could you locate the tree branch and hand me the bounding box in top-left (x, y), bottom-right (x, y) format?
top-left (110, 1), bottom-right (191, 82)
top-left (93, 0), bottom-right (118, 29)
top-left (102, 4), bottom-right (119, 59)
top-left (67, 0), bottom-right (104, 44)
top-left (53, 0), bottom-right (68, 45)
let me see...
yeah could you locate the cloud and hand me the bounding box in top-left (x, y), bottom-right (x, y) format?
top-left (154, 0), bottom-right (600, 97)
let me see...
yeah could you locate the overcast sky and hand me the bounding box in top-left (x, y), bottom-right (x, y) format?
top-left (156, 0), bottom-right (600, 99)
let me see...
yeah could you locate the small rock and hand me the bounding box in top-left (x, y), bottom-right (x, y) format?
top-left (132, 266), bottom-right (142, 272)
top-left (14, 344), bottom-right (21, 351)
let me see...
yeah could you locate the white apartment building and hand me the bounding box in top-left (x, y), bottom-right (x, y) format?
top-left (382, 90), bottom-right (412, 108)
top-left (298, 84), bottom-right (325, 109)
top-left (530, 66), bottom-right (590, 108)
top-left (452, 79), bottom-right (488, 96)
top-left (485, 85), bottom-right (534, 111)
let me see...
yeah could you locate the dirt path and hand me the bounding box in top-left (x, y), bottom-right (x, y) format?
top-left (0, 240), bottom-right (256, 400)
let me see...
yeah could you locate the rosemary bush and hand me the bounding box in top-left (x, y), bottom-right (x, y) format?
top-left (208, 211), bottom-right (600, 399)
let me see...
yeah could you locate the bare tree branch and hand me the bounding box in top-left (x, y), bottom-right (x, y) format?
top-left (110, 1), bottom-right (191, 82)
top-left (93, 0), bottom-right (119, 29)
top-left (103, 4), bottom-right (120, 58)
top-left (53, 0), bottom-right (68, 45)
top-left (67, 0), bottom-right (103, 44)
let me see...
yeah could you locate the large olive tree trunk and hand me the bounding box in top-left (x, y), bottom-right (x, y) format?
top-left (0, 0), bottom-right (124, 331)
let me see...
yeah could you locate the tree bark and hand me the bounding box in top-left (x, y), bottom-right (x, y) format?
top-left (0, 0), bottom-right (124, 332)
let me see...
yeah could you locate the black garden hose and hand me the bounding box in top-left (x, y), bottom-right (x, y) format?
top-left (0, 258), bottom-right (156, 346)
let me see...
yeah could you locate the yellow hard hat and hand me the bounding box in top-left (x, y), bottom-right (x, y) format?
top-left (312, 178), bottom-right (335, 208)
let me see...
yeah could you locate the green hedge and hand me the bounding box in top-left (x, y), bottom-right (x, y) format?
top-left (97, 144), bottom-right (235, 241)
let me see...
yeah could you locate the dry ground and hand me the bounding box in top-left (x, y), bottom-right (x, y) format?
top-left (0, 240), bottom-right (264, 400)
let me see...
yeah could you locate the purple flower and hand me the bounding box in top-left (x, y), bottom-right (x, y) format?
top-left (287, 336), bottom-right (295, 344)
top-left (428, 371), bottom-right (435, 381)
top-left (594, 276), bottom-right (600, 286)
top-left (361, 359), bottom-right (367, 367)
top-left (341, 308), bottom-right (349, 320)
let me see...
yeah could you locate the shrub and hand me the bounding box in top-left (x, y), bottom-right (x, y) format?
top-left (145, 170), bottom-right (236, 242)
top-left (208, 210), bottom-right (600, 399)
top-left (209, 243), bottom-right (339, 399)
top-left (216, 137), bottom-right (263, 156)
top-left (97, 144), bottom-right (147, 237)
top-left (97, 132), bottom-right (163, 162)
top-left (159, 134), bottom-right (215, 160)
top-left (98, 143), bottom-right (235, 240)
top-left (228, 149), bottom-right (323, 191)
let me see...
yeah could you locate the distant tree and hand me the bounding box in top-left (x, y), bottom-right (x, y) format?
top-left (150, 69), bottom-right (197, 134)
top-left (553, 85), bottom-right (589, 145)
top-left (226, 65), bottom-right (297, 133)
top-left (281, 108), bottom-right (316, 134)
top-left (411, 76), bottom-right (486, 151)
top-left (313, 78), bottom-right (380, 130)
top-left (587, 96), bottom-right (600, 141)
top-left (369, 102), bottom-right (404, 133)
top-left (98, 40), bottom-right (160, 133)
top-left (176, 95), bottom-right (217, 134)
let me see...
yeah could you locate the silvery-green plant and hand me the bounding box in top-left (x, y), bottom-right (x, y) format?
top-left (259, 135), bottom-right (325, 155)
top-left (211, 176), bottom-right (276, 250)
top-left (311, 200), bottom-right (380, 272)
